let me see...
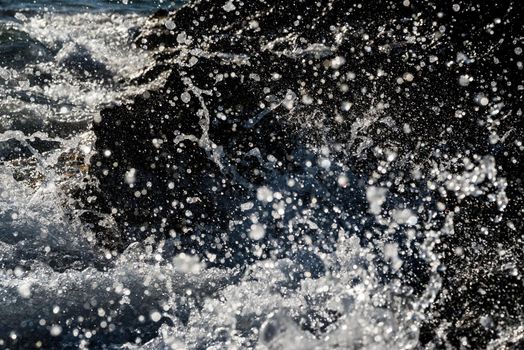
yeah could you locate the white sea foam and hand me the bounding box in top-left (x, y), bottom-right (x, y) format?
top-left (0, 11), bottom-right (163, 137)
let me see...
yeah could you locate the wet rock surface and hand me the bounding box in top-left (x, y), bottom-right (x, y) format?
top-left (81, 0), bottom-right (523, 348)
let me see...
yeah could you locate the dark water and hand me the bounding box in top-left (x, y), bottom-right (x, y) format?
top-left (0, 0), bottom-right (175, 14)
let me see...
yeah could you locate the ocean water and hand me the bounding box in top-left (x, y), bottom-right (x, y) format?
top-left (0, 0), bottom-right (172, 12)
top-left (0, 1), bottom-right (189, 348)
top-left (0, 1), bottom-right (520, 349)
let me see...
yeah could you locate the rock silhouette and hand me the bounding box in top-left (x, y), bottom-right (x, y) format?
top-left (81, 1), bottom-right (523, 347)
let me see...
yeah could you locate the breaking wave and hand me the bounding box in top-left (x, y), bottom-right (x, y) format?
top-left (0, 1), bottom-right (522, 349)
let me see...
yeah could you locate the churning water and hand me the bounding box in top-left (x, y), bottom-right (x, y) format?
top-left (0, 1), bottom-right (522, 349)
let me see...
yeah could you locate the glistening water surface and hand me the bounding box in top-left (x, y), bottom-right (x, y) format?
top-left (0, 1), bottom-right (184, 347)
top-left (0, 1), bottom-right (522, 349)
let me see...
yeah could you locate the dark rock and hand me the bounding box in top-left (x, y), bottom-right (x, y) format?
top-left (81, 0), bottom-right (523, 347)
